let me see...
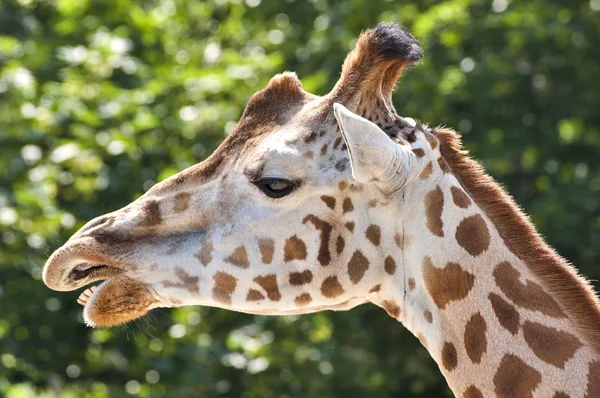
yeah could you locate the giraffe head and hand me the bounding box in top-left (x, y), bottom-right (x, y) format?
top-left (43, 23), bottom-right (424, 327)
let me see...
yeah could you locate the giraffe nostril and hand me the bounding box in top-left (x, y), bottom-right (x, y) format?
top-left (76, 216), bottom-right (115, 237)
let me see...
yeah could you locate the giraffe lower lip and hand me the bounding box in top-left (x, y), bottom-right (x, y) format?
top-left (81, 275), bottom-right (156, 327)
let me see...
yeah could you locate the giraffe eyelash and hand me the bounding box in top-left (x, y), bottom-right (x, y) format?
top-left (252, 177), bottom-right (300, 199)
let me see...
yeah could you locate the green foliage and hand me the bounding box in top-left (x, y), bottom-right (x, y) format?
top-left (1, 0), bottom-right (599, 396)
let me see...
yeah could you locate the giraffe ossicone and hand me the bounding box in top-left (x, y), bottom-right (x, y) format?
top-left (43, 22), bottom-right (600, 397)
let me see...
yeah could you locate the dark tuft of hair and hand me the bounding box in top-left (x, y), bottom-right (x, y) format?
top-left (372, 22), bottom-right (423, 63)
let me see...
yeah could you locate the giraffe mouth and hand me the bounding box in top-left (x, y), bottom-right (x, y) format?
top-left (43, 238), bottom-right (158, 327)
top-left (67, 262), bottom-right (124, 285)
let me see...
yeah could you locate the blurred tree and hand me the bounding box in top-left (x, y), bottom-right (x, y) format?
top-left (0, 0), bottom-right (599, 397)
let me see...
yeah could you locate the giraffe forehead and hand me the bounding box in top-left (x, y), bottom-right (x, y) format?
top-left (256, 124), bottom-right (309, 151)
top-left (249, 130), bottom-right (308, 169)
top-left (241, 127), bottom-right (348, 182)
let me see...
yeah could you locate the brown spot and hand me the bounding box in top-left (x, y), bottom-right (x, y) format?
top-left (338, 181), bottom-right (348, 191)
top-left (464, 312), bottom-right (487, 364)
top-left (423, 256), bottom-right (475, 309)
top-left (455, 214), bottom-right (490, 256)
top-left (139, 200), bottom-right (162, 226)
top-left (225, 246), bottom-right (250, 269)
top-left (246, 289), bottom-right (265, 301)
top-left (368, 198), bottom-right (377, 208)
top-left (342, 198), bottom-right (354, 213)
top-left (423, 310), bottom-right (433, 323)
top-left (493, 354), bottom-right (541, 398)
top-left (363, 226), bottom-right (381, 248)
top-left (493, 261), bottom-right (566, 318)
top-left (321, 276), bottom-right (344, 298)
top-left (320, 143), bottom-right (328, 156)
top-left (253, 274), bottom-right (281, 301)
top-left (417, 333), bottom-right (428, 349)
top-left (408, 278), bottom-right (416, 291)
top-left (163, 267), bottom-right (199, 296)
top-left (394, 233), bottom-right (412, 250)
top-left (284, 235), bottom-right (307, 262)
top-left (369, 284), bottom-right (381, 293)
top-left (553, 392), bottom-right (570, 398)
top-left (336, 236), bottom-right (345, 255)
top-left (347, 250), bottom-right (369, 284)
top-left (173, 192), bottom-right (191, 213)
top-left (318, 130), bottom-right (326, 137)
top-left (381, 300), bottom-right (400, 318)
top-left (304, 131), bottom-right (318, 143)
top-left (333, 137), bottom-right (342, 149)
top-left (522, 321), bottom-right (582, 368)
top-left (384, 256), bottom-right (396, 275)
top-left (320, 195), bottom-right (336, 210)
top-left (424, 186), bottom-right (445, 237)
top-left (585, 361), bottom-right (600, 398)
top-left (258, 238), bottom-right (274, 264)
top-left (295, 293), bottom-right (312, 306)
top-left (412, 148), bottom-right (425, 157)
top-left (426, 134), bottom-right (438, 150)
top-left (462, 386), bottom-right (483, 398)
top-left (289, 270), bottom-right (313, 286)
top-left (195, 239), bottom-right (213, 266)
top-left (438, 157), bottom-right (451, 173)
top-left (419, 162), bottom-right (433, 180)
top-left (441, 342), bottom-right (458, 371)
top-left (213, 272), bottom-right (237, 305)
top-left (303, 215), bottom-right (333, 266)
top-left (304, 151), bottom-right (314, 159)
top-left (488, 292), bottom-right (520, 335)
top-left (345, 221), bottom-right (355, 232)
top-left (450, 186), bottom-right (471, 208)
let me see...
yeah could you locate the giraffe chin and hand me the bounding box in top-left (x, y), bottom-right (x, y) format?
top-left (80, 275), bottom-right (157, 327)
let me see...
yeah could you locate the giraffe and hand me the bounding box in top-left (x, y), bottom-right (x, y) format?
top-left (42, 23), bottom-right (600, 397)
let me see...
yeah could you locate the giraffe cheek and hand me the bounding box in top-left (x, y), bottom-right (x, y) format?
top-left (83, 275), bottom-right (157, 327)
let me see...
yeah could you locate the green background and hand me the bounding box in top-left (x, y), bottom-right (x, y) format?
top-left (1, 0), bottom-right (599, 396)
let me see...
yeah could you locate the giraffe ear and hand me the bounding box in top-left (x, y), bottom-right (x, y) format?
top-left (333, 103), bottom-right (417, 195)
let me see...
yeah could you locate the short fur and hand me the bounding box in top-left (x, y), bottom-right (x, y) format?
top-left (433, 126), bottom-right (600, 355)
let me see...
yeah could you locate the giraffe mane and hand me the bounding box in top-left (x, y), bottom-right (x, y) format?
top-left (432, 126), bottom-right (600, 356)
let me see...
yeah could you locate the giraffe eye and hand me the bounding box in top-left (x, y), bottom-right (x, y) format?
top-left (253, 178), bottom-right (298, 199)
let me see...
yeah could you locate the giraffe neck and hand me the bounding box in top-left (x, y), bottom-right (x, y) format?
top-left (374, 165), bottom-right (599, 397)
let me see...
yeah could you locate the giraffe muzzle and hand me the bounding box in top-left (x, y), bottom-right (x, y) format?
top-left (43, 236), bottom-right (161, 327)
top-left (42, 237), bottom-right (126, 292)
